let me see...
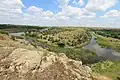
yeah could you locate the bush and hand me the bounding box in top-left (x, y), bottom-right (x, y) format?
top-left (0, 31), bottom-right (9, 35)
top-left (57, 41), bottom-right (65, 47)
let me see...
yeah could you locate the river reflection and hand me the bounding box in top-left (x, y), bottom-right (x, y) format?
top-left (84, 35), bottom-right (120, 61)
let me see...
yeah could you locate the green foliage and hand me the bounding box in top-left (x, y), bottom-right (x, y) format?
top-left (96, 37), bottom-right (112, 48)
top-left (0, 24), bottom-right (46, 33)
top-left (0, 30), bottom-right (9, 35)
top-left (47, 44), bottom-right (99, 64)
top-left (39, 28), bottom-right (91, 47)
top-left (57, 41), bottom-right (65, 47)
top-left (95, 29), bottom-right (120, 39)
top-left (96, 36), bottom-right (120, 52)
top-left (91, 61), bottom-right (120, 79)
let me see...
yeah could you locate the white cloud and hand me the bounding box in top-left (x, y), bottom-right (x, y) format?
top-left (72, 0), bottom-right (85, 6)
top-left (79, 0), bottom-right (85, 6)
top-left (0, 0), bottom-right (25, 24)
top-left (28, 6), bottom-right (43, 14)
top-left (86, 0), bottom-right (118, 12)
top-left (57, 0), bottom-right (70, 8)
top-left (99, 10), bottom-right (120, 28)
top-left (61, 6), bottom-right (83, 18)
top-left (54, 5), bottom-right (95, 20)
top-left (56, 0), bottom-right (96, 19)
top-left (0, 0), bottom-right (97, 26)
top-left (28, 6), bottom-right (54, 18)
top-left (0, 0), bottom-right (24, 14)
top-left (0, 0), bottom-right (119, 27)
top-left (101, 10), bottom-right (120, 18)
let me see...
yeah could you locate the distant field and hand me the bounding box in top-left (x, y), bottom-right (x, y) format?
top-left (0, 24), bottom-right (46, 33)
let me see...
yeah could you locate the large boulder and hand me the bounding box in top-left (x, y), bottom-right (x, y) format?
top-left (0, 48), bottom-right (93, 80)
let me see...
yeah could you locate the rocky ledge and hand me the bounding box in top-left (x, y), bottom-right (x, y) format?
top-left (0, 48), bottom-right (93, 80)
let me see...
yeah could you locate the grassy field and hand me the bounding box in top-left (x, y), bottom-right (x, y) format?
top-left (91, 60), bottom-right (120, 80)
top-left (96, 35), bottom-right (120, 52)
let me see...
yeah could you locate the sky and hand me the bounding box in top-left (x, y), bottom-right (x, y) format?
top-left (0, 0), bottom-right (120, 27)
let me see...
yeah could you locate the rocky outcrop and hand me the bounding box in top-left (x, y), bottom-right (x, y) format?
top-left (0, 48), bottom-right (94, 80)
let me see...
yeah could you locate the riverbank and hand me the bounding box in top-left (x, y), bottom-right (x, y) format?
top-left (88, 33), bottom-right (120, 79)
top-left (85, 33), bottom-right (120, 61)
top-left (96, 35), bottom-right (120, 53)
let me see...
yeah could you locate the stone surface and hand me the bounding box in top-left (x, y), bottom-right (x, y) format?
top-left (0, 48), bottom-right (93, 80)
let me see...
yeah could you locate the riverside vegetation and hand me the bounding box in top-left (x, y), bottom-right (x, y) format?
top-left (91, 28), bottom-right (120, 80)
top-left (94, 29), bottom-right (120, 53)
top-left (1, 24), bottom-right (120, 80)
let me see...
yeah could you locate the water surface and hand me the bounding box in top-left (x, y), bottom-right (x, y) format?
top-left (84, 35), bottom-right (120, 61)
top-left (9, 32), bottom-right (25, 37)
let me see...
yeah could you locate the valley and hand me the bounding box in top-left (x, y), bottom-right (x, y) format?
top-left (0, 25), bottom-right (120, 80)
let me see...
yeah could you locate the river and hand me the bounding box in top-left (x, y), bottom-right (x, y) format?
top-left (84, 35), bottom-right (120, 61)
top-left (9, 32), bottom-right (25, 37)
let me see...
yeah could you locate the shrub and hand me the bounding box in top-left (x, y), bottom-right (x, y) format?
top-left (57, 41), bottom-right (65, 47)
top-left (0, 31), bottom-right (9, 35)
